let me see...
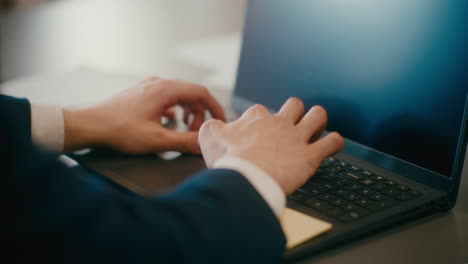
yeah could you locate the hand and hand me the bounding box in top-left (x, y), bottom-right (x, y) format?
top-left (198, 97), bottom-right (344, 195)
top-left (63, 77), bottom-right (225, 154)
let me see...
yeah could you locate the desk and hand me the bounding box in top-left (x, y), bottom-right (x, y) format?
top-left (2, 1), bottom-right (467, 263)
top-left (70, 139), bottom-right (468, 264)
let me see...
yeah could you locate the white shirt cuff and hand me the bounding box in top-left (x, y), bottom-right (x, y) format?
top-left (212, 156), bottom-right (286, 217)
top-left (30, 103), bottom-right (65, 153)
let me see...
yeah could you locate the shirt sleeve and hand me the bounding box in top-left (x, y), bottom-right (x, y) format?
top-left (30, 103), bottom-right (64, 153)
top-left (212, 156), bottom-right (286, 217)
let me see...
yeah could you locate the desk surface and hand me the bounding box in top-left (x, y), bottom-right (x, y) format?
top-left (2, 1), bottom-right (467, 263)
top-left (72, 147), bottom-right (468, 264)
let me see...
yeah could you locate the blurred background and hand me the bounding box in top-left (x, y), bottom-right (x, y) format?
top-left (0, 0), bottom-right (246, 106)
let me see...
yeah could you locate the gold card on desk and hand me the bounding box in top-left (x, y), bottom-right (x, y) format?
top-left (280, 208), bottom-right (333, 249)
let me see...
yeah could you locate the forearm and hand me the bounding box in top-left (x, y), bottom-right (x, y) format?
top-left (12, 149), bottom-right (285, 262)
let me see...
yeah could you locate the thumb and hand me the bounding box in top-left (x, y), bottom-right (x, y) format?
top-left (199, 119), bottom-right (226, 142)
top-left (162, 130), bottom-right (201, 154)
top-left (198, 119), bottom-right (227, 167)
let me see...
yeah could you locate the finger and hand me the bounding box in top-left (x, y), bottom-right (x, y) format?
top-left (140, 76), bottom-right (161, 85)
top-left (275, 97), bottom-right (304, 124)
top-left (147, 76), bottom-right (160, 81)
top-left (199, 119), bottom-right (226, 146)
top-left (308, 132), bottom-right (344, 168)
top-left (196, 91), bottom-right (225, 121)
top-left (199, 119), bottom-right (226, 138)
top-left (164, 81), bottom-right (226, 121)
top-left (309, 121), bottom-right (327, 143)
top-left (297, 105), bottom-right (327, 142)
top-left (163, 109), bottom-right (176, 120)
top-left (240, 104), bottom-right (270, 120)
top-left (161, 129), bottom-right (201, 154)
top-left (189, 110), bottom-right (205, 131)
top-left (183, 106), bottom-right (191, 124)
top-left (198, 119), bottom-right (227, 166)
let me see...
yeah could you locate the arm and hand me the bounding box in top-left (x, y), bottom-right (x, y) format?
top-left (5, 144), bottom-right (285, 263)
top-left (2, 83), bottom-right (286, 262)
top-left (27, 77), bottom-right (225, 154)
top-left (2, 78), bottom-right (286, 216)
top-left (0, 95), bottom-right (33, 148)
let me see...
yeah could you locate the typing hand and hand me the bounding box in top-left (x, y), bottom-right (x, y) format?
top-left (63, 77), bottom-right (225, 154)
top-left (198, 97), bottom-right (344, 195)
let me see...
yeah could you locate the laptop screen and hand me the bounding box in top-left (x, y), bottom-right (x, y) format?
top-left (234, 0), bottom-right (467, 177)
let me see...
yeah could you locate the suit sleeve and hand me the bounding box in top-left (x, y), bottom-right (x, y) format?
top-left (0, 95), bottom-right (33, 149)
top-left (2, 95), bottom-right (286, 263)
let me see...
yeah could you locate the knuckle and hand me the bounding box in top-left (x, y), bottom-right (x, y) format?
top-left (193, 84), bottom-right (209, 94)
top-left (307, 156), bottom-right (322, 171)
top-left (250, 104), bottom-right (267, 113)
top-left (200, 119), bottom-right (220, 132)
top-left (142, 83), bottom-right (156, 95)
top-left (157, 79), bottom-right (172, 87)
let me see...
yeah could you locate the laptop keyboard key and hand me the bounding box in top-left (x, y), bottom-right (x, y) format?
top-left (330, 198), bottom-right (346, 207)
top-left (333, 189), bottom-right (350, 196)
top-left (334, 178), bottom-right (351, 187)
top-left (300, 184), bottom-right (323, 196)
top-left (385, 180), bottom-right (399, 187)
top-left (359, 170), bottom-right (374, 177)
top-left (338, 208), bottom-right (371, 222)
top-left (342, 172), bottom-right (363, 181)
top-left (318, 193), bottom-right (335, 201)
top-left (346, 183), bottom-right (363, 191)
top-left (347, 165), bottom-right (361, 172)
top-left (372, 175), bottom-right (387, 182)
top-left (368, 193), bottom-right (385, 201)
top-left (326, 207), bottom-right (345, 217)
top-left (341, 203), bottom-right (359, 211)
top-left (304, 199), bottom-right (332, 212)
top-left (396, 185), bottom-right (411, 192)
top-left (328, 166), bottom-right (346, 173)
top-left (371, 183), bottom-right (387, 191)
top-left (344, 193), bottom-right (361, 201)
top-left (360, 179), bottom-right (376, 186)
top-left (383, 188), bottom-right (401, 198)
top-left (315, 182), bottom-right (338, 191)
top-left (357, 188), bottom-right (375, 196)
top-left (289, 191), bottom-right (310, 201)
top-left (320, 173), bottom-right (338, 181)
top-left (319, 161), bottom-right (332, 168)
top-left (334, 161), bottom-right (349, 167)
top-left (356, 198), bottom-right (372, 207)
top-left (367, 199), bottom-right (399, 212)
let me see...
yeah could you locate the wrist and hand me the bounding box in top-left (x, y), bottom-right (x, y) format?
top-left (63, 107), bottom-right (107, 152)
top-left (212, 155), bottom-right (286, 216)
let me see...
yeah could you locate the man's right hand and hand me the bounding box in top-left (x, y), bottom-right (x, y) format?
top-left (198, 97), bottom-right (344, 195)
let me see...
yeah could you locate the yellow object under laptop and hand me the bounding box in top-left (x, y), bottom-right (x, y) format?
top-left (280, 208), bottom-right (333, 249)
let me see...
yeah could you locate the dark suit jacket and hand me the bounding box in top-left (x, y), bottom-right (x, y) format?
top-left (0, 95), bottom-right (286, 263)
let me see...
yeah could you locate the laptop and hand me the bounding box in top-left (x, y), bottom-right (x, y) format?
top-left (228, 0), bottom-right (468, 261)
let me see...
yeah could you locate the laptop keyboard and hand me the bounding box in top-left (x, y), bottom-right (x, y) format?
top-left (289, 157), bottom-right (424, 223)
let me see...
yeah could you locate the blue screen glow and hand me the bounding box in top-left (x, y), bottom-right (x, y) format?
top-left (234, 0), bottom-right (467, 177)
